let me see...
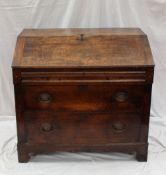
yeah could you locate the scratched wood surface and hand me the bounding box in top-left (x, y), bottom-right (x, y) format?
top-left (12, 28), bottom-right (154, 68)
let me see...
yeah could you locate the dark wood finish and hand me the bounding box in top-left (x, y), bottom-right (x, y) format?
top-left (25, 111), bottom-right (141, 144)
top-left (12, 28), bottom-right (154, 162)
top-left (22, 85), bottom-right (145, 112)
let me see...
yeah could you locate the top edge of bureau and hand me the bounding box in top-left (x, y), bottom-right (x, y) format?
top-left (19, 28), bottom-right (146, 37)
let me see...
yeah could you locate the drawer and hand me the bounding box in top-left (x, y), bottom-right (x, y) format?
top-left (25, 111), bottom-right (141, 145)
top-left (21, 70), bottom-right (147, 84)
top-left (22, 85), bottom-right (145, 113)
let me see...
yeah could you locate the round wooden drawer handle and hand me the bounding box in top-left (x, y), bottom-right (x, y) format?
top-left (41, 123), bottom-right (53, 132)
top-left (112, 122), bottom-right (127, 132)
top-left (38, 93), bottom-right (52, 103)
top-left (114, 91), bottom-right (128, 102)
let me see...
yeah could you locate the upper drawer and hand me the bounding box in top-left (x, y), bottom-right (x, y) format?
top-left (22, 84), bottom-right (145, 113)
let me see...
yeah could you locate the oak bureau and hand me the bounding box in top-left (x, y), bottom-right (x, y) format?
top-left (12, 28), bottom-right (154, 162)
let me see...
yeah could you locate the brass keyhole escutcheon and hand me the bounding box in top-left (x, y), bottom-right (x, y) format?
top-left (114, 91), bottom-right (128, 102)
top-left (41, 123), bottom-right (53, 132)
top-left (112, 122), bottom-right (127, 133)
top-left (38, 93), bottom-right (52, 103)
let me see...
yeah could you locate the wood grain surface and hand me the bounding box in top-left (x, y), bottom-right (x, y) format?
top-left (12, 28), bottom-right (154, 68)
top-left (12, 28), bottom-right (154, 162)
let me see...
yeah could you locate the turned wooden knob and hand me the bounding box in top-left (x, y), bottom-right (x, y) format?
top-left (77, 34), bottom-right (85, 41)
top-left (80, 34), bottom-right (84, 41)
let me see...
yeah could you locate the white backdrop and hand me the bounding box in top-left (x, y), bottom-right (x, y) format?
top-left (0, 0), bottom-right (166, 118)
top-left (0, 0), bottom-right (166, 174)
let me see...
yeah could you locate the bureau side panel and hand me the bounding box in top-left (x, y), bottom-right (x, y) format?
top-left (13, 68), bottom-right (30, 162)
top-left (139, 84), bottom-right (152, 142)
top-left (13, 69), bottom-right (26, 143)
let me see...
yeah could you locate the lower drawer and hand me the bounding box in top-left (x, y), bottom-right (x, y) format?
top-left (24, 111), bottom-right (141, 145)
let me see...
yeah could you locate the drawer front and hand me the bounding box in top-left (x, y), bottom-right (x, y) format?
top-left (21, 69), bottom-right (148, 84)
top-left (25, 111), bottom-right (141, 145)
top-left (23, 85), bottom-right (144, 113)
